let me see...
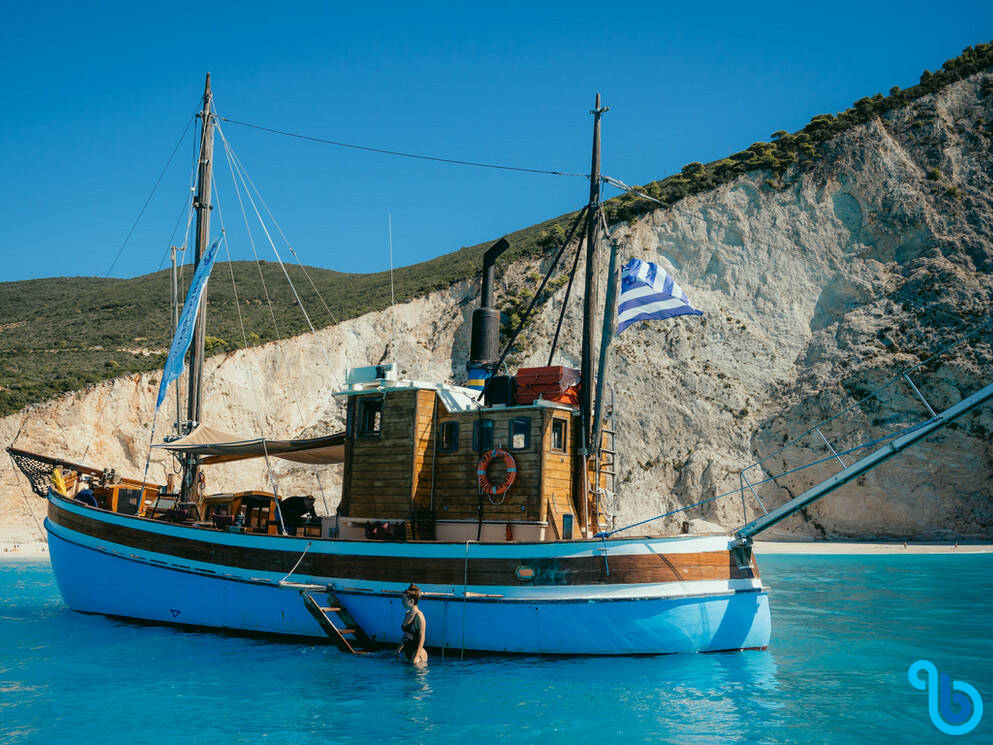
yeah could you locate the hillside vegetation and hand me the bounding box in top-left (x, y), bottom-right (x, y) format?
top-left (606, 41), bottom-right (993, 222)
top-left (1, 40), bottom-right (990, 418)
top-left (0, 217), bottom-right (572, 417)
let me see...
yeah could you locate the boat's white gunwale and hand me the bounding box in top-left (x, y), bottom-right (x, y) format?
top-left (332, 585), bottom-right (768, 605)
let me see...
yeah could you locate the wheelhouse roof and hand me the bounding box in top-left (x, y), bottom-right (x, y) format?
top-left (333, 379), bottom-right (577, 415)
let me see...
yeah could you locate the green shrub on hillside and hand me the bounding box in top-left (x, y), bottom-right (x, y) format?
top-left (607, 40), bottom-right (993, 225)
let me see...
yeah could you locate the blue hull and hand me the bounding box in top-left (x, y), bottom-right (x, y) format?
top-left (340, 588), bottom-right (770, 655)
top-left (47, 519), bottom-right (770, 654)
top-left (48, 525), bottom-right (325, 638)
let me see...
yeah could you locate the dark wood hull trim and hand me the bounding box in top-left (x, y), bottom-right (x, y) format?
top-left (48, 499), bottom-right (758, 587)
top-left (48, 521), bottom-right (764, 608)
top-left (47, 519), bottom-right (282, 589)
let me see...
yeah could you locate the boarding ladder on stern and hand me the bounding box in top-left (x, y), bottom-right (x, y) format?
top-left (283, 582), bottom-right (375, 654)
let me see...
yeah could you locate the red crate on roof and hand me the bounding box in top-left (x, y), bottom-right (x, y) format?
top-left (540, 388), bottom-right (580, 405)
top-left (514, 366), bottom-right (581, 406)
top-left (514, 366), bottom-right (580, 388)
top-left (515, 385), bottom-right (580, 406)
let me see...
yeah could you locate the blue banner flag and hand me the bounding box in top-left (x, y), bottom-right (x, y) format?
top-left (155, 235), bottom-right (223, 410)
top-left (616, 258), bottom-right (702, 335)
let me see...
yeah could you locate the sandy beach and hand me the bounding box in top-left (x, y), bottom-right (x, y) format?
top-left (0, 541), bottom-right (49, 559)
top-left (754, 540), bottom-right (993, 554)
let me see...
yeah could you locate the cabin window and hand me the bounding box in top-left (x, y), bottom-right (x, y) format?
top-left (473, 419), bottom-right (494, 451)
top-left (358, 397), bottom-right (383, 436)
top-left (562, 513), bottom-right (574, 539)
top-left (551, 419), bottom-right (567, 452)
top-left (246, 505), bottom-right (270, 531)
top-left (116, 489), bottom-right (140, 516)
top-left (509, 417), bottom-right (531, 450)
top-left (439, 421), bottom-right (459, 452)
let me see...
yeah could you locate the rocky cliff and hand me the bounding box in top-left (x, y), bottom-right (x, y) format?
top-left (3, 70), bottom-right (992, 544)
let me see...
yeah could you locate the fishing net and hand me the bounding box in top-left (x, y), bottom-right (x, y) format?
top-left (8, 451), bottom-right (57, 498)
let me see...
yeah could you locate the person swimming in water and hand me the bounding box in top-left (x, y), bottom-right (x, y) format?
top-left (395, 583), bottom-right (427, 665)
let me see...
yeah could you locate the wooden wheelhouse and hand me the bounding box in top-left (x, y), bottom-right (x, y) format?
top-left (335, 371), bottom-right (584, 542)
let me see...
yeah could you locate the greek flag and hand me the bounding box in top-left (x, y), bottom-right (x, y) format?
top-left (155, 234), bottom-right (223, 410)
top-left (616, 258), bottom-right (702, 335)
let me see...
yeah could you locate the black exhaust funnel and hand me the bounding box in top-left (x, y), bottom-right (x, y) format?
top-left (467, 238), bottom-right (509, 389)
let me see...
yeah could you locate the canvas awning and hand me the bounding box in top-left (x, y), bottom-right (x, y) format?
top-left (155, 426), bottom-right (345, 466)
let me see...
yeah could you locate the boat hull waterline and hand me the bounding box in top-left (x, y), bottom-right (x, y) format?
top-left (45, 494), bottom-right (771, 655)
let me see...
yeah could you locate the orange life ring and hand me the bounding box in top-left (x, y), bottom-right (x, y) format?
top-left (477, 448), bottom-right (517, 495)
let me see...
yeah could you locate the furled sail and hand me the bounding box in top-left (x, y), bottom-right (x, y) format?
top-left (155, 426), bottom-right (345, 465)
top-left (155, 234), bottom-right (223, 411)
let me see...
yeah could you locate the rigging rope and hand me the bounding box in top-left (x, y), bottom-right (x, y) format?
top-left (136, 402), bottom-right (164, 515)
top-left (315, 471), bottom-right (330, 516)
top-left (217, 115), bottom-right (588, 178)
top-left (263, 440), bottom-right (287, 534)
top-left (546, 217), bottom-right (587, 366)
top-left (210, 170), bottom-right (310, 433)
top-left (388, 214), bottom-right (399, 371)
top-left (745, 316), bottom-right (993, 476)
top-left (215, 133), bottom-right (285, 346)
top-left (160, 140), bottom-right (200, 431)
top-left (7, 453), bottom-right (47, 543)
top-left (220, 138), bottom-right (340, 327)
top-left (175, 126), bottom-right (199, 301)
top-left (597, 416), bottom-right (937, 539)
top-left (155, 178), bottom-right (195, 273)
top-left (105, 115), bottom-right (196, 278)
top-left (79, 379), bottom-right (116, 464)
top-left (9, 407), bottom-right (30, 449)
top-left (601, 175), bottom-right (978, 328)
top-left (216, 120), bottom-right (343, 390)
top-left (76, 118), bottom-right (199, 465)
top-left (206, 185), bottom-right (290, 526)
top-left (220, 232), bottom-right (251, 349)
top-left (279, 541), bottom-right (312, 583)
top-left (213, 119), bottom-right (341, 518)
top-left (478, 204), bottom-right (589, 401)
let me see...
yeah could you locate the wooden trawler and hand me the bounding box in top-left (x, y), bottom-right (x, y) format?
top-left (10, 77), bottom-right (993, 656)
top-left (11, 359), bottom-right (774, 655)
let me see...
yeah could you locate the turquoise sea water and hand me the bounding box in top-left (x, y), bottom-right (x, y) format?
top-left (1, 554), bottom-right (990, 745)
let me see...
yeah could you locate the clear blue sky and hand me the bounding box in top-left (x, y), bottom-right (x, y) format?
top-left (1, 2), bottom-right (990, 281)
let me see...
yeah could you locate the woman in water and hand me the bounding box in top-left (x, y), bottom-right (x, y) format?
top-left (395, 584), bottom-right (427, 665)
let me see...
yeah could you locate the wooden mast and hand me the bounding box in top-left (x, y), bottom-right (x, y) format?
top-left (579, 93), bottom-right (607, 451)
top-left (575, 93), bottom-right (608, 536)
top-left (170, 244), bottom-right (182, 435)
top-left (181, 73), bottom-right (214, 502)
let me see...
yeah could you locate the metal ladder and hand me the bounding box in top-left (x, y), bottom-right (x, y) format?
top-left (594, 386), bottom-right (617, 533)
top-left (300, 587), bottom-right (375, 655)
